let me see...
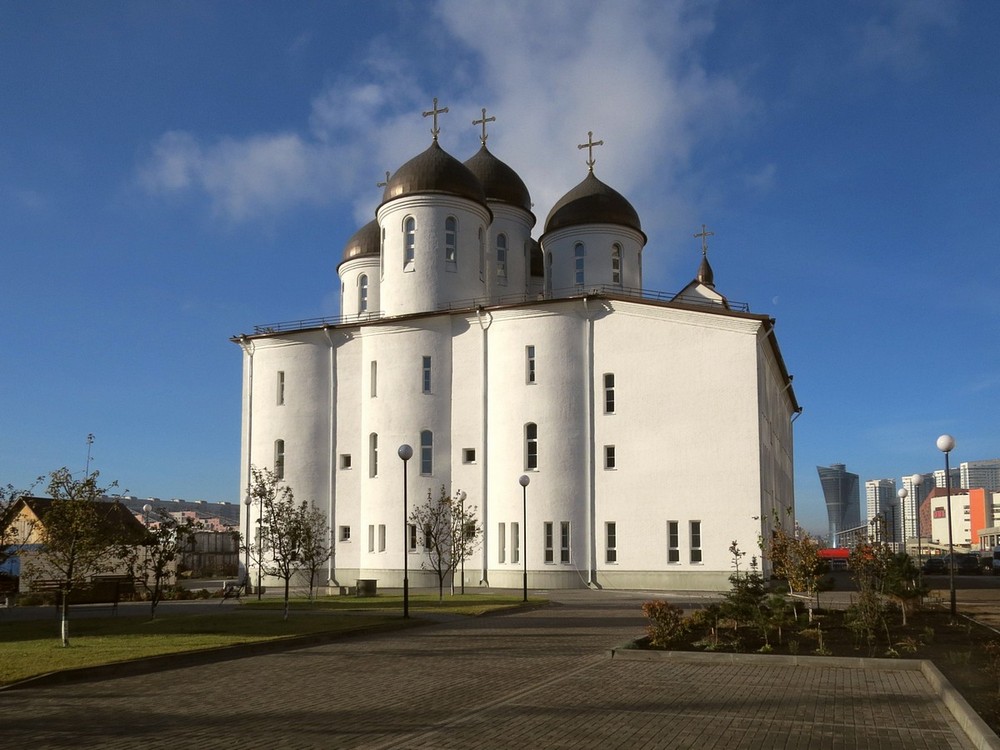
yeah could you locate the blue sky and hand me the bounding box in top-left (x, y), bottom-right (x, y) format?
top-left (2, 1), bottom-right (997, 534)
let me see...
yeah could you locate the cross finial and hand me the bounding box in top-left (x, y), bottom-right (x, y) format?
top-left (377, 171), bottom-right (390, 189)
top-left (422, 97), bottom-right (449, 141)
top-left (694, 224), bottom-right (714, 256)
top-left (473, 107), bottom-right (496, 145)
top-left (578, 130), bottom-right (604, 172)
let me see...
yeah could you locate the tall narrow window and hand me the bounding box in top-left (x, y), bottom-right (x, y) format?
top-left (560, 521), bottom-right (571, 563)
top-left (668, 521), bottom-right (679, 563)
top-left (526, 345), bottom-right (536, 384)
top-left (511, 521), bottom-right (520, 563)
top-left (525, 422), bottom-right (538, 470)
top-left (544, 521), bottom-right (554, 563)
top-left (369, 433), bottom-right (378, 478)
top-left (408, 524), bottom-right (418, 551)
top-left (370, 361), bottom-right (377, 398)
top-left (445, 216), bottom-right (457, 266)
top-left (404, 217), bottom-right (415, 267)
top-left (276, 371), bottom-right (285, 406)
top-left (604, 445), bottom-right (616, 470)
top-left (574, 242), bottom-right (585, 286)
top-left (603, 373), bottom-right (615, 414)
top-left (378, 524), bottom-right (386, 552)
top-left (611, 243), bottom-right (622, 285)
top-left (498, 522), bottom-right (506, 563)
top-left (420, 430), bottom-right (433, 475)
top-left (423, 523), bottom-right (433, 550)
top-left (690, 521), bottom-right (703, 563)
top-left (606, 522), bottom-right (617, 563)
top-left (273, 439), bottom-right (285, 479)
top-left (368, 525), bottom-right (375, 553)
top-left (496, 233), bottom-right (508, 281)
top-left (422, 356), bottom-right (432, 393)
top-left (380, 227), bottom-right (386, 279)
top-left (359, 274), bottom-right (369, 313)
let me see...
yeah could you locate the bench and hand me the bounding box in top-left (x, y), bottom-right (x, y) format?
top-left (32, 576), bottom-right (136, 615)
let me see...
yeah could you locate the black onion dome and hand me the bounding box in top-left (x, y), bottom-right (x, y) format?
top-left (544, 171), bottom-right (642, 237)
top-left (340, 219), bottom-right (380, 264)
top-left (463, 144), bottom-right (532, 214)
top-left (381, 140), bottom-right (487, 210)
top-left (696, 253), bottom-right (715, 288)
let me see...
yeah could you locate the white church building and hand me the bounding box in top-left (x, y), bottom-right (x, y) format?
top-left (235, 104), bottom-right (800, 591)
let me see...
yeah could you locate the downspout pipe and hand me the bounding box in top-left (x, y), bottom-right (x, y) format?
top-left (475, 306), bottom-right (491, 586)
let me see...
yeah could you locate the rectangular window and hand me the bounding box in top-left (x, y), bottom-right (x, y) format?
top-left (526, 345), bottom-right (536, 384)
top-left (606, 522), bottom-right (617, 563)
top-left (603, 373), bottom-right (615, 414)
top-left (369, 433), bottom-right (378, 478)
top-left (274, 439), bottom-right (285, 480)
top-left (408, 524), bottom-right (417, 552)
top-left (497, 234), bottom-right (508, 280)
top-left (512, 521), bottom-right (520, 564)
top-left (560, 521), bottom-right (570, 563)
top-left (276, 371), bottom-right (285, 405)
top-left (368, 525), bottom-right (375, 553)
top-left (340, 454), bottom-right (352, 470)
top-left (463, 448), bottom-right (476, 464)
top-left (574, 243), bottom-right (585, 286)
top-left (378, 524), bottom-right (386, 552)
top-left (668, 521), bottom-right (679, 563)
top-left (498, 522), bottom-right (506, 563)
top-left (339, 525), bottom-right (351, 542)
top-left (423, 524), bottom-right (433, 550)
top-left (525, 423), bottom-right (538, 470)
top-left (690, 520), bottom-right (702, 563)
top-left (420, 431), bottom-right (433, 475)
top-left (445, 217), bottom-right (457, 265)
top-left (370, 361), bottom-right (377, 398)
top-left (422, 356), bottom-right (432, 394)
top-left (544, 522), bottom-right (554, 563)
top-left (604, 445), bottom-right (616, 470)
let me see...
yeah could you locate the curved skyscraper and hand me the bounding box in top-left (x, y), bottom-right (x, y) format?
top-left (818, 464), bottom-right (860, 547)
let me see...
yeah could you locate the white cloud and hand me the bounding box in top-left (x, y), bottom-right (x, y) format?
top-left (856, 0), bottom-right (958, 75)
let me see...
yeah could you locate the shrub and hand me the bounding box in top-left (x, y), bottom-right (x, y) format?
top-left (642, 600), bottom-right (688, 648)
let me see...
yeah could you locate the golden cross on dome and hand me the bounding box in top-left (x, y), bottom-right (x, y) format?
top-left (422, 97), bottom-right (449, 141)
top-left (694, 224), bottom-right (714, 255)
top-left (473, 107), bottom-right (496, 145)
top-left (578, 131), bottom-right (604, 172)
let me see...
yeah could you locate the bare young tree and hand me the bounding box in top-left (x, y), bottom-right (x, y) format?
top-left (28, 468), bottom-right (133, 646)
top-left (409, 486), bottom-right (482, 602)
top-left (298, 502), bottom-right (332, 601)
top-left (249, 466), bottom-right (304, 620)
top-left (120, 507), bottom-right (199, 619)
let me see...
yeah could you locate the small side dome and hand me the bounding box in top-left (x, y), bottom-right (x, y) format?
top-left (544, 172), bottom-right (642, 236)
top-left (341, 219), bottom-right (380, 264)
top-left (381, 140), bottom-right (488, 210)
top-left (463, 145), bottom-right (532, 214)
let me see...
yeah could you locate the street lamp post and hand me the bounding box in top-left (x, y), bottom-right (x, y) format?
top-left (911, 473), bottom-right (924, 571)
top-left (937, 434), bottom-right (957, 618)
top-left (458, 490), bottom-right (467, 595)
top-left (243, 494), bottom-right (252, 592)
top-left (398, 444), bottom-right (413, 619)
top-left (519, 475), bottom-right (530, 603)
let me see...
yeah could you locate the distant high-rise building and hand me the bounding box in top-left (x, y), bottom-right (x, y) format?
top-left (865, 479), bottom-right (897, 547)
top-left (961, 459), bottom-right (1000, 492)
top-left (934, 468), bottom-right (960, 489)
top-left (901, 473), bottom-right (935, 541)
top-left (818, 464), bottom-right (860, 547)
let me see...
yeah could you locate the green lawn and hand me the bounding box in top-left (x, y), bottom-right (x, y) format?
top-left (0, 593), bottom-right (541, 686)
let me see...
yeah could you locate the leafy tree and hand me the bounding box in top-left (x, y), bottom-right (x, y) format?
top-left (764, 516), bottom-right (827, 622)
top-left (249, 466), bottom-right (305, 620)
top-left (409, 486), bottom-right (482, 601)
top-left (120, 507), bottom-right (199, 619)
top-left (882, 552), bottom-right (926, 626)
top-left (299, 502), bottom-right (332, 601)
top-left (846, 539), bottom-right (893, 655)
top-left (28, 468), bottom-right (129, 646)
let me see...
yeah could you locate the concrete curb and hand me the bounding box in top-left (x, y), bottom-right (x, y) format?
top-left (610, 645), bottom-right (1000, 750)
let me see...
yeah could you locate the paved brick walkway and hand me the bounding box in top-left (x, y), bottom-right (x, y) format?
top-left (0, 590), bottom-right (983, 748)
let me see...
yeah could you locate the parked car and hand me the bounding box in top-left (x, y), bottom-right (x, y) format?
top-left (951, 553), bottom-right (982, 575)
top-left (921, 557), bottom-right (947, 575)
